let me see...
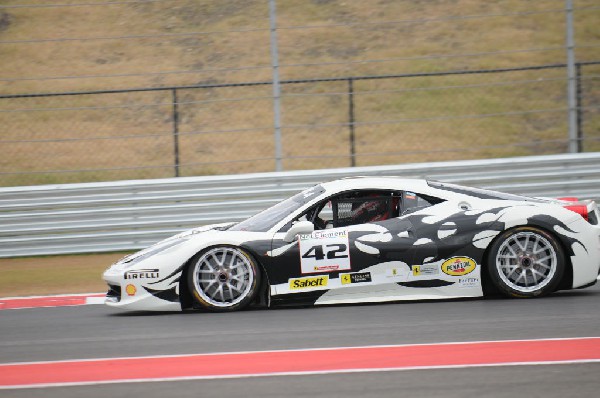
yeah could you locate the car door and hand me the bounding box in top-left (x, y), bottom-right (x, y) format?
top-left (267, 190), bottom-right (418, 296)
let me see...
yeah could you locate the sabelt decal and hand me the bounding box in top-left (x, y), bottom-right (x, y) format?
top-left (341, 272), bottom-right (372, 285)
top-left (441, 257), bottom-right (477, 276)
top-left (298, 229), bottom-right (351, 274)
top-left (289, 275), bottom-right (329, 290)
top-left (412, 264), bottom-right (439, 276)
top-left (124, 269), bottom-right (159, 279)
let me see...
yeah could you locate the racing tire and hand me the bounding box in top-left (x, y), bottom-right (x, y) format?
top-left (487, 226), bottom-right (565, 298)
top-left (187, 246), bottom-right (261, 312)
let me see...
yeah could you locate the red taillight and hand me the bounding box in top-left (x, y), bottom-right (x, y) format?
top-left (563, 204), bottom-right (589, 221)
top-left (557, 197), bottom-right (589, 221)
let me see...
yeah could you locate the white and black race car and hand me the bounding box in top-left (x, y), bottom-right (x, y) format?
top-left (103, 178), bottom-right (600, 312)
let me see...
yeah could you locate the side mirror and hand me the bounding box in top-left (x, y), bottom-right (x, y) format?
top-left (284, 220), bottom-right (314, 243)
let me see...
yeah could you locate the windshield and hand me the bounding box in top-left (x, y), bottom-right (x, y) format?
top-left (229, 185), bottom-right (325, 232)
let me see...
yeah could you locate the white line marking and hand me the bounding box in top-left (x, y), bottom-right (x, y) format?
top-left (2, 359), bottom-right (600, 390)
top-left (0, 292), bottom-right (104, 300)
top-left (1, 336), bottom-right (598, 367)
top-left (85, 297), bottom-right (106, 305)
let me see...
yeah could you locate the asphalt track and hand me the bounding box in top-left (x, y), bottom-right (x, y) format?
top-left (1, 283), bottom-right (600, 397)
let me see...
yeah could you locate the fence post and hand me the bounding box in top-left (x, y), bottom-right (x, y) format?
top-left (565, 0), bottom-right (579, 153)
top-left (172, 88), bottom-right (180, 177)
top-left (576, 62), bottom-right (583, 152)
top-left (348, 78), bottom-right (356, 167)
top-left (269, 0), bottom-right (283, 171)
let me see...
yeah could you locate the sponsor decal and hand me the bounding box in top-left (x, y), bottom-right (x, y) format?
top-left (289, 275), bottom-right (329, 290)
top-left (124, 269), bottom-right (159, 279)
top-left (299, 230), bottom-right (348, 241)
top-left (458, 277), bottom-right (479, 288)
top-left (314, 265), bottom-right (340, 272)
top-left (125, 284), bottom-right (137, 296)
top-left (386, 268), bottom-right (400, 277)
top-left (341, 272), bottom-right (372, 285)
top-left (412, 264), bottom-right (439, 276)
top-left (298, 229), bottom-right (351, 274)
top-left (300, 186), bottom-right (323, 201)
top-left (441, 257), bottom-right (477, 276)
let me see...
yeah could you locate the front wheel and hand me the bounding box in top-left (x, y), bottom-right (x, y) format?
top-left (487, 227), bottom-right (565, 298)
top-left (187, 246), bottom-right (261, 312)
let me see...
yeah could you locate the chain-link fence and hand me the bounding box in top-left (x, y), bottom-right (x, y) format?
top-left (580, 62), bottom-right (600, 151)
top-left (0, 0), bottom-right (599, 186)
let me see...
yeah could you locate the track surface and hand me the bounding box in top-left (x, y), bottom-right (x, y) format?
top-left (1, 284), bottom-right (600, 397)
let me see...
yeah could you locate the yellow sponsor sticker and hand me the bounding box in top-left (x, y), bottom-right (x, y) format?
top-left (441, 257), bottom-right (476, 276)
top-left (289, 275), bottom-right (329, 290)
top-left (125, 284), bottom-right (137, 296)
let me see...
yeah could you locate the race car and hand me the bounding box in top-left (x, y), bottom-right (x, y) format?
top-left (103, 178), bottom-right (600, 312)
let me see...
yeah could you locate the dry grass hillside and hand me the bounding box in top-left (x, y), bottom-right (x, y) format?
top-left (0, 0), bottom-right (599, 185)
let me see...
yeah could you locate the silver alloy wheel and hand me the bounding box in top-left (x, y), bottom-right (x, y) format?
top-left (495, 231), bottom-right (558, 293)
top-left (191, 247), bottom-right (254, 308)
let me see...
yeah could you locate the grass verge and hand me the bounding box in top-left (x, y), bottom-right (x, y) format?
top-left (0, 252), bottom-right (133, 297)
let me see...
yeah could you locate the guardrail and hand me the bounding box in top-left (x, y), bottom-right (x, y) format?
top-left (1, 152), bottom-right (599, 258)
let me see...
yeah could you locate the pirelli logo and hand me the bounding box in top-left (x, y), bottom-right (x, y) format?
top-left (124, 269), bottom-right (159, 279)
top-left (289, 276), bottom-right (329, 290)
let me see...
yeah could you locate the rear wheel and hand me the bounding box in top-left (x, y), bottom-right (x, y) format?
top-left (187, 246), bottom-right (261, 312)
top-left (487, 227), bottom-right (565, 298)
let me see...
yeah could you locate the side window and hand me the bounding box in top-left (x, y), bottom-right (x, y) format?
top-left (279, 201), bottom-right (332, 232)
top-left (283, 190), bottom-right (437, 232)
top-left (332, 191), bottom-right (400, 228)
top-left (401, 191), bottom-right (444, 215)
top-left (314, 201), bottom-right (334, 229)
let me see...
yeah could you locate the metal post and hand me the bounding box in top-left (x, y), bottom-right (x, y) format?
top-left (172, 88), bottom-right (180, 177)
top-left (269, 0), bottom-right (283, 171)
top-left (565, 0), bottom-right (579, 153)
top-left (348, 78), bottom-right (356, 167)
top-left (575, 63), bottom-right (583, 152)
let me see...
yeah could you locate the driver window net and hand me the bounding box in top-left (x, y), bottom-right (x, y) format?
top-left (335, 197), bottom-right (393, 227)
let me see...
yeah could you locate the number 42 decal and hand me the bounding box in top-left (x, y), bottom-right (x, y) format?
top-left (298, 230), bottom-right (351, 274)
top-left (302, 244), bottom-right (349, 261)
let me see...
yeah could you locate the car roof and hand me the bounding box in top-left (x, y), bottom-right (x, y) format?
top-left (318, 177), bottom-right (543, 204)
top-left (319, 177), bottom-right (432, 194)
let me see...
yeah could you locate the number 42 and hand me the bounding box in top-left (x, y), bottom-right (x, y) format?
top-left (302, 244), bottom-right (348, 261)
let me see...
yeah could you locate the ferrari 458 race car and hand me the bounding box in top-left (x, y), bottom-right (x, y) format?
top-left (103, 178), bottom-right (600, 312)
